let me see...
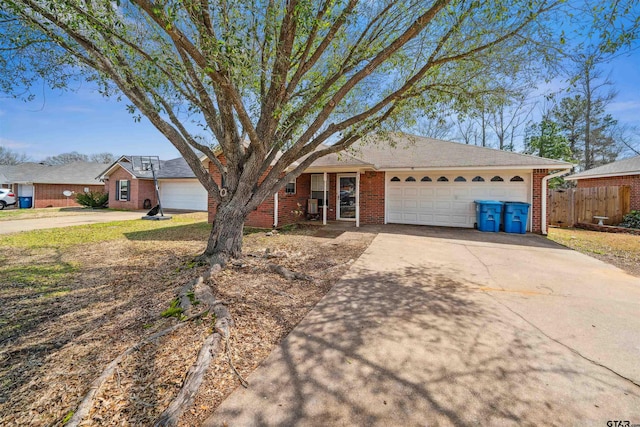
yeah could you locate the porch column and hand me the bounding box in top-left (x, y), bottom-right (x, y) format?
top-left (273, 192), bottom-right (278, 228)
top-left (322, 172), bottom-right (327, 225)
top-left (355, 171), bottom-right (360, 228)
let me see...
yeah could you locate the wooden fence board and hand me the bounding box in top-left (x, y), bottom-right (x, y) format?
top-left (548, 186), bottom-right (631, 228)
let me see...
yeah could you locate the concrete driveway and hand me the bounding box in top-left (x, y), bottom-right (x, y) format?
top-left (0, 209), bottom-right (146, 234)
top-left (206, 228), bottom-right (640, 426)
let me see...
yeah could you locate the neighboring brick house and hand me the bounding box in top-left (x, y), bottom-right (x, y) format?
top-left (98, 156), bottom-right (208, 211)
top-left (565, 155), bottom-right (640, 211)
top-left (0, 161), bottom-right (106, 208)
top-left (208, 134), bottom-right (573, 233)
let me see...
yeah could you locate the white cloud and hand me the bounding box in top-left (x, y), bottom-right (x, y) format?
top-left (607, 100), bottom-right (640, 113)
top-left (0, 138), bottom-right (31, 149)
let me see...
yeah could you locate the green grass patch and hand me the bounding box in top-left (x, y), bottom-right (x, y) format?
top-left (161, 298), bottom-right (185, 320)
top-left (548, 228), bottom-right (640, 262)
top-left (0, 215), bottom-right (208, 249)
top-left (0, 262), bottom-right (78, 286)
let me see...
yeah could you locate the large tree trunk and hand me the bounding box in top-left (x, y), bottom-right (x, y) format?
top-left (204, 203), bottom-right (246, 262)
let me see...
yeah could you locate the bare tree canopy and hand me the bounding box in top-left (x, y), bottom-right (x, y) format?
top-left (42, 151), bottom-right (116, 164)
top-left (1, 0), bottom-right (637, 261)
top-left (0, 146), bottom-right (30, 164)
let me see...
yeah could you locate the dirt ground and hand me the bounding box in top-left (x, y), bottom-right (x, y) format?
top-left (547, 227), bottom-right (640, 277)
top-left (0, 223), bottom-right (375, 426)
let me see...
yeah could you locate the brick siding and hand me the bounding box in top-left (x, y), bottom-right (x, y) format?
top-left (106, 167), bottom-right (157, 210)
top-left (33, 183), bottom-right (105, 208)
top-left (532, 169), bottom-right (548, 234)
top-left (359, 171), bottom-right (385, 224)
top-left (576, 175), bottom-right (640, 211)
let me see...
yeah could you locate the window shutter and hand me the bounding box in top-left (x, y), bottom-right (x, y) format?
top-left (126, 180), bottom-right (131, 201)
top-left (115, 181), bottom-right (120, 200)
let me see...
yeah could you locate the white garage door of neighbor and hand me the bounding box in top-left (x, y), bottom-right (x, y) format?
top-left (386, 172), bottom-right (530, 228)
top-left (159, 180), bottom-right (208, 211)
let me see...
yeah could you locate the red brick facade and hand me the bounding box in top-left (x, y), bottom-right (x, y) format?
top-left (532, 169), bottom-right (548, 234)
top-left (105, 167), bottom-right (157, 210)
top-left (33, 183), bottom-right (105, 208)
top-left (359, 171), bottom-right (386, 225)
top-left (206, 166), bottom-right (387, 228)
top-left (576, 174), bottom-right (640, 211)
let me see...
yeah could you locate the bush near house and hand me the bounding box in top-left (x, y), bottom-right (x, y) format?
top-left (620, 210), bottom-right (640, 229)
top-left (75, 191), bottom-right (109, 208)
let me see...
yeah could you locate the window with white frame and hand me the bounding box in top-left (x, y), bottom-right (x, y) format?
top-left (117, 180), bottom-right (130, 201)
top-left (285, 178), bottom-right (296, 194)
top-left (311, 174), bottom-right (328, 206)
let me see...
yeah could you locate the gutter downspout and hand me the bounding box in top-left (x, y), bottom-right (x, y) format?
top-left (541, 168), bottom-right (572, 235)
top-left (273, 193), bottom-right (278, 228)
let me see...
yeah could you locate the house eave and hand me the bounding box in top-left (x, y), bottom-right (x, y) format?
top-left (302, 165), bottom-right (376, 173)
top-left (378, 165), bottom-right (573, 172)
top-left (565, 171), bottom-right (640, 181)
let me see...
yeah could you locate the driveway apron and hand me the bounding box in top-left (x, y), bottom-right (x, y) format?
top-left (206, 231), bottom-right (640, 426)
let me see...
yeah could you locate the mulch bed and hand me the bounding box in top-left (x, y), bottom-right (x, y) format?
top-left (0, 227), bottom-right (375, 426)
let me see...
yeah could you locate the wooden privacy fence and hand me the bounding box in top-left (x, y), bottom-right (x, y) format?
top-left (548, 186), bottom-right (631, 228)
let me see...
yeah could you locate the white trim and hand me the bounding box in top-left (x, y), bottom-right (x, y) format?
top-left (322, 172), bottom-right (327, 225)
top-left (380, 165), bottom-right (571, 172)
top-left (384, 171), bottom-right (388, 224)
top-left (356, 172), bottom-right (360, 227)
top-left (565, 171), bottom-right (639, 180)
top-left (273, 193), bottom-right (278, 228)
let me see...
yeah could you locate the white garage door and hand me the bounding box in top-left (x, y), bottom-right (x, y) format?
top-left (159, 180), bottom-right (208, 211)
top-left (386, 172), bottom-right (530, 229)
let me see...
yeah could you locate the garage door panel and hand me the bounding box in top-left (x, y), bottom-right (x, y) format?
top-left (386, 172), bottom-right (529, 229)
top-left (160, 180), bottom-right (208, 211)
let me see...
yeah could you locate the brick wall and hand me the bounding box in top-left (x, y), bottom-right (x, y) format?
top-left (532, 169), bottom-right (548, 233)
top-left (576, 175), bottom-right (640, 211)
top-left (359, 171), bottom-right (385, 224)
top-left (106, 167), bottom-right (157, 210)
top-left (33, 183), bottom-right (105, 208)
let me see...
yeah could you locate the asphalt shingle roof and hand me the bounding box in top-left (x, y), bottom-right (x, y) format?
top-left (37, 162), bottom-right (107, 185)
top-left (565, 155), bottom-right (640, 180)
top-left (108, 156), bottom-right (197, 179)
top-left (1, 162), bottom-right (107, 185)
top-left (321, 133), bottom-right (573, 169)
top-left (0, 163), bottom-right (51, 183)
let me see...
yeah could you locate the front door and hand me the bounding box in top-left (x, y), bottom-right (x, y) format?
top-left (337, 174), bottom-right (356, 220)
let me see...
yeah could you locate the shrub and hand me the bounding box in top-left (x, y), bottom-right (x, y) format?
top-left (75, 191), bottom-right (109, 208)
top-left (619, 210), bottom-right (640, 229)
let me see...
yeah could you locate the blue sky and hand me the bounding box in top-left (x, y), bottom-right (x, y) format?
top-left (1, 50), bottom-right (639, 162)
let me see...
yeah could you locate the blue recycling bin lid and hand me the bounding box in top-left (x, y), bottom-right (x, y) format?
top-left (474, 200), bottom-right (503, 204)
top-left (501, 201), bottom-right (530, 206)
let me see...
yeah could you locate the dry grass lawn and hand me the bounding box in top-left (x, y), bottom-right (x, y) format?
top-left (0, 213), bottom-right (375, 426)
top-left (547, 227), bottom-right (640, 277)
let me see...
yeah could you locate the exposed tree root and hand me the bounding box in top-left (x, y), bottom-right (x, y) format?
top-left (66, 322), bottom-right (190, 427)
top-left (267, 263), bottom-right (314, 282)
top-left (154, 333), bottom-right (221, 426)
top-left (69, 268), bottom-right (240, 427)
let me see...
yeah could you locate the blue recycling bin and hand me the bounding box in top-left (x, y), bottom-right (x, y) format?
top-left (18, 196), bottom-right (33, 209)
top-left (474, 200), bottom-right (503, 232)
top-left (502, 202), bottom-right (530, 234)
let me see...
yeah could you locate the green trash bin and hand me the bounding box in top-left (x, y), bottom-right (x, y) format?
top-left (18, 196), bottom-right (33, 209)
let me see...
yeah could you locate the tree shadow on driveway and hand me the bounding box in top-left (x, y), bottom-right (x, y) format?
top-left (208, 263), bottom-right (639, 426)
